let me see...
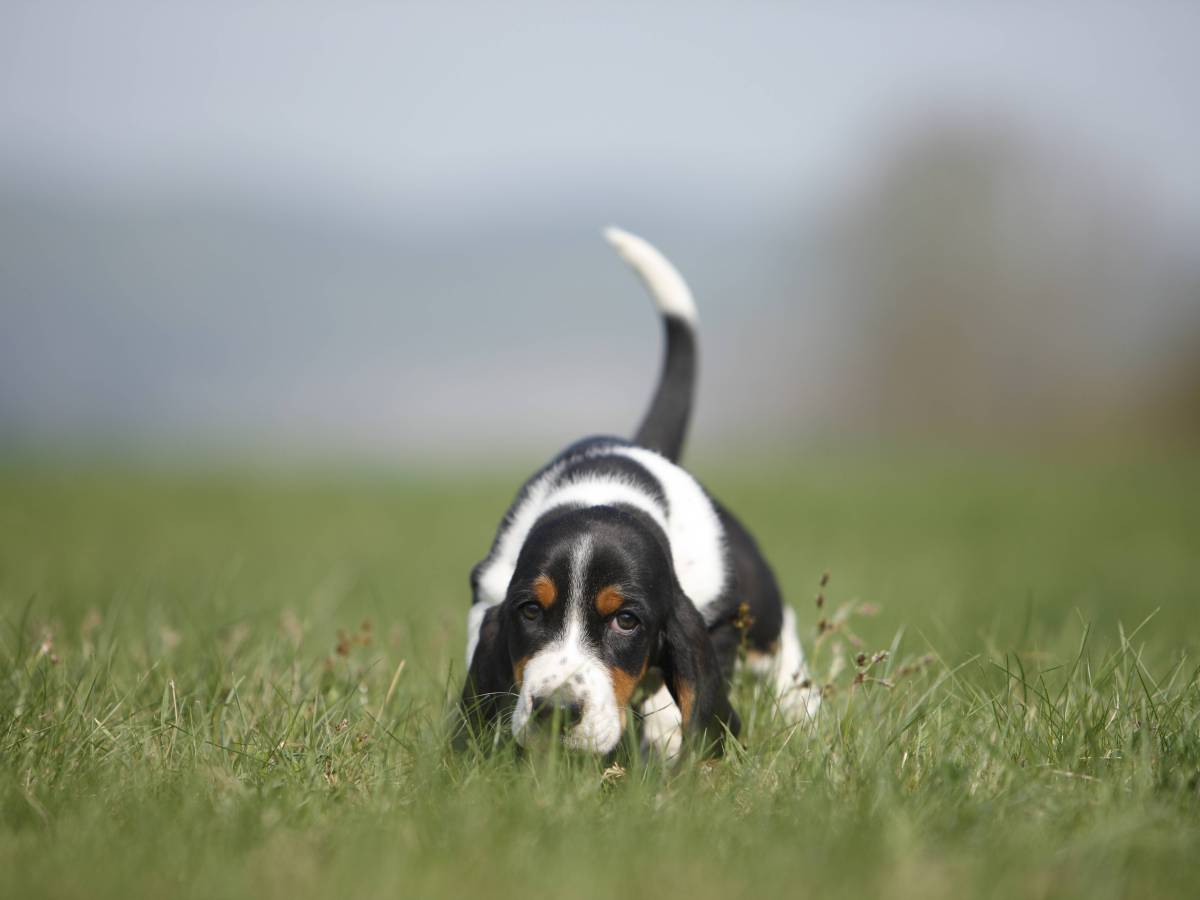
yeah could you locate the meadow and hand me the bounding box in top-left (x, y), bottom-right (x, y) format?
top-left (2, 450), bottom-right (1199, 899)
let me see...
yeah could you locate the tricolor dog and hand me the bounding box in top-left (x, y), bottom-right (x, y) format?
top-left (460, 228), bottom-right (820, 756)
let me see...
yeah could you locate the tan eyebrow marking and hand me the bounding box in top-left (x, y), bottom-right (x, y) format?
top-left (532, 575), bottom-right (557, 608)
top-left (595, 585), bottom-right (624, 617)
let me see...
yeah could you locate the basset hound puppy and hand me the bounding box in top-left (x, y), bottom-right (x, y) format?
top-left (460, 228), bottom-right (820, 756)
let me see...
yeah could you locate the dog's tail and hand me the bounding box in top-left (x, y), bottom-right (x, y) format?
top-left (604, 227), bottom-right (698, 463)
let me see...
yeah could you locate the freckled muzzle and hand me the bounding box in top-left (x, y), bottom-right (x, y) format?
top-left (511, 646), bottom-right (623, 753)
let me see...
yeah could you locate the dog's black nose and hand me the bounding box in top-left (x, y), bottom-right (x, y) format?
top-left (530, 695), bottom-right (584, 728)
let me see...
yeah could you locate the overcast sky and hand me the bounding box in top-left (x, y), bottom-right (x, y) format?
top-left (4, 1), bottom-right (1199, 226)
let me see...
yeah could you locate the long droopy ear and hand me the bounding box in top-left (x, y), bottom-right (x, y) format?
top-left (456, 604), bottom-right (514, 746)
top-left (660, 592), bottom-right (740, 754)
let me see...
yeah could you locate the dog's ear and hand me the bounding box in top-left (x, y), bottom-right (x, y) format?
top-left (660, 591), bottom-right (740, 754)
top-left (456, 604), bottom-right (514, 745)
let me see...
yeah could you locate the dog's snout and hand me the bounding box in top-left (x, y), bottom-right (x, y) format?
top-left (530, 694), bottom-right (585, 729)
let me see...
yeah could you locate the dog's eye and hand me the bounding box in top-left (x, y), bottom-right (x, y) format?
top-left (609, 611), bottom-right (640, 634)
top-left (518, 601), bottom-right (542, 622)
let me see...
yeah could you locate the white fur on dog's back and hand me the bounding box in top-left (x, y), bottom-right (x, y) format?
top-left (604, 227), bottom-right (698, 325)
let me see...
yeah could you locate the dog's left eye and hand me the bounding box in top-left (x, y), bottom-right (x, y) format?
top-left (608, 611), bottom-right (640, 634)
top-left (518, 602), bottom-right (542, 622)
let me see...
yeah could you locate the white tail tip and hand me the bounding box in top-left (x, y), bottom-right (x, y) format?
top-left (604, 226), bottom-right (698, 325)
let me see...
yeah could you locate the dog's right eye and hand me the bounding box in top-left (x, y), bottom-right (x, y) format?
top-left (518, 602), bottom-right (542, 622)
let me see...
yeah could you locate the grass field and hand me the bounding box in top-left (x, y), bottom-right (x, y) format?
top-left (2, 451), bottom-right (1199, 899)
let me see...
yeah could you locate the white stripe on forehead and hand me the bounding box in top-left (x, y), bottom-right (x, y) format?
top-left (556, 534), bottom-right (594, 661)
top-left (566, 534), bottom-right (593, 613)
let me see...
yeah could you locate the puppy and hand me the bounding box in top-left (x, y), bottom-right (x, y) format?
top-left (460, 228), bottom-right (820, 756)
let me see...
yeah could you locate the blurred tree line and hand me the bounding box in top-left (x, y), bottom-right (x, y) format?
top-left (824, 121), bottom-right (1200, 444)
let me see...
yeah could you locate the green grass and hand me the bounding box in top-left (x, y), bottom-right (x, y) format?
top-left (2, 452), bottom-right (1199, 899)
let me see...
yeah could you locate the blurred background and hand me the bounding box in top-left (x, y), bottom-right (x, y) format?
top-left (3, 0), bottom-right (1198, 466)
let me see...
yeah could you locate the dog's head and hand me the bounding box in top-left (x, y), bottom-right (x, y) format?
top-left (464, 505), bottom-right (737, 754)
